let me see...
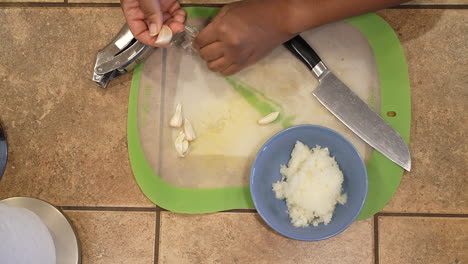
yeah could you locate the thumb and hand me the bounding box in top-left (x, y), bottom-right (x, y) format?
top-left (139, 0), bottom-right (163, 36)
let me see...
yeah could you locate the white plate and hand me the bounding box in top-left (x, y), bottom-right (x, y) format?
top-left (0, 197), bottom-right (81, 264)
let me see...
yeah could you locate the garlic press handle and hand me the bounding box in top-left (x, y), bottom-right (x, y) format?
top-left (105, 24), bottom-right (135, 56)
top-left (92, 24), bottom-right (155, 88)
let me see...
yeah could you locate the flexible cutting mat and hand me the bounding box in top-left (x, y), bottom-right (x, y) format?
top-left (128, 7), bottom-right (410, 220)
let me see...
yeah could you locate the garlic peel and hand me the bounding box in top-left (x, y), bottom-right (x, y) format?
top-left (258, 112), bottom-right (280, 125)
top-left (155, 25), bottom-right (173, 45)
top-left (169, 103), bottom-right (183, 128)
top-left (174, 131), bottom-right (189, 157)
top-left (183, 118), bottom-right (196, 141)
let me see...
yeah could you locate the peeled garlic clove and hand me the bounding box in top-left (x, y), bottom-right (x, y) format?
top-left (174, 131), bottom-right (189, 157)
top-left (169, 103), bottom-right (183, 128)
top-left (258, 111), bottom-right (280, 125)
top-left (155, 25), bottom-right (173, 45)
top-left (183, 118), bottom-right (196, 141)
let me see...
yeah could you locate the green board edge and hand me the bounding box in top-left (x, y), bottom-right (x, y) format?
top-left (127, 7), bottom-right (410, 218)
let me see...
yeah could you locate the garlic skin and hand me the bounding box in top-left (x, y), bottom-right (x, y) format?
top-left (258, 112), bottom-right (280, 125)
top-left (174, 131), bottom-right (189, 157)
top-left (183, 118), bottom-right (196, 141)
top-left (169, 103), bottom-right (183, 128)
top-left (155, 25), bottom-right (173, 45)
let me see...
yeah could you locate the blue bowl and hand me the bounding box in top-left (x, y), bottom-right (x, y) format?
top-left (0, 122), bottom-right (7, 180)
top-left (250, 125), bottom-right (368, 241)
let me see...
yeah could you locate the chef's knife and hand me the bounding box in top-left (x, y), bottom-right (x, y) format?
top-left (284, 35), bottom-right (411, 171)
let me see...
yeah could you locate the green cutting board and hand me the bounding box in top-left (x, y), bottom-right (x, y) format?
top-left (127, 7), bottom-right (410, 220)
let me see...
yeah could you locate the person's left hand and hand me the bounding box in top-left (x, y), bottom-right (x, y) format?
top-left (193, 0), bottom-right (294, 76)
top-left (121, 0), bottom-right (186, 47)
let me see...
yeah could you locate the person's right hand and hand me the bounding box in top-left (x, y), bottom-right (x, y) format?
top-left (121, 0), bottom-right (186, 47)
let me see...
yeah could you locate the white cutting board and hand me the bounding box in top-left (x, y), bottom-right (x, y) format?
top-left (136, 19), bottom-right (380, 189)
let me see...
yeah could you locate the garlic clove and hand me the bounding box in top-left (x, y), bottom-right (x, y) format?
top-left (174, 131), bottom-right (189, 157)
top-left (155, 25), bottom-right (173, 45)
top-left (258, 111), bottom-right (280, 125)
top-left (169, 103), bottom-right (183, 128)
top-left (183, 118), bottom-right (196, 141)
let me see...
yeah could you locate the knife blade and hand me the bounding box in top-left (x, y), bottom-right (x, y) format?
top-left (284, 35), bottom-right (411, 171)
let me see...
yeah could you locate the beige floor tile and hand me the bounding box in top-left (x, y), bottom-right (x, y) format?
top-left (0, 8), bottom-right (154, 207)
top-left (0, 0), bottom-right (62, 2)
top-left (65, 210), bottom-right (156, 264)
top-left (379, 217), bottom-right (468, 264)
top-left (376, 9), bottom-right (467, 214)
top-left (406, 0), bottom-right (468, 4)
top-left (159, 212), bottom-right (374, 264)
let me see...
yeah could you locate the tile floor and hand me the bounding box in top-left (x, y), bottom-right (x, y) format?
top-left (0, 1), bottom-right (466, 263)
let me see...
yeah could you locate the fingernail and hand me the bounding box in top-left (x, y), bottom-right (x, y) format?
top-left (149, 23), bottom-right (158, 37)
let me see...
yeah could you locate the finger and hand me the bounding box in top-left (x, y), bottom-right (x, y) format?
top-left (162, 9), bottom-right (185, 23)
top-left (120, 0), bottom-right (140, 11)
top-left (121, 0), bottom-right (148, 37)
top-left (168, 1), bottom-right (181, 14)
top-left (193, 4), bottom-right (232, 49)
top-left (172, 9), bottom-right (186, 17)
top-left (193, 22), bottom-right (218, 50)
top-left (125, 17), bottom-right (158, 46)
top-left (162, 12), bottom-right (171, 22)
top-left (222, 52), bottom-right (259, 76)
top-left (167, 21), bottom-right (185, 34)
top-left (171, 9), bottom-right (186, 23)
top-left (221, 64), bottom-right (241, 76)
top-left (162, 0), bottom-right (181, 14)
top-left (147, 14), bottom-right (162, 37)
top-left (213, 4), bottom-right (231, 20)
top-left (135, 33), bottom-right (155, 46)
top-left (207, 57), bottom-right (231, 73)
top-left (139, 0), bottom-right (163, 36)
top-left (133, 30), bottom-right (158, 46)
top-left (171, 14), bottom-right (186, 24)
top-left (199, 42), bottom-right (224, 62)
top-left (163, 9), bottom-right (186, 34)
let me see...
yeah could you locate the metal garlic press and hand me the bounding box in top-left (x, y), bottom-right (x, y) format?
top-left (92, 24), bottom-right (155, 88)
top-left (92, 24), bottom-right (199, 88)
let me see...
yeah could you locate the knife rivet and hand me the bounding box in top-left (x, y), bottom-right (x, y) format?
top-left (387, 111), bottom-right (397, 117)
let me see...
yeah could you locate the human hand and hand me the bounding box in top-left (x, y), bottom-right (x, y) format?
top-left (121, 0), bottom-right (186, 47)
top-left (193, 0), bottom-right (293, 76)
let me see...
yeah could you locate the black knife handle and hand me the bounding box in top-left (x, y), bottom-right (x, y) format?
top-left (283, 35), bottom-right (322, 71)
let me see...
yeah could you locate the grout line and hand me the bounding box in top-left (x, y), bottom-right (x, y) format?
top-left (377, 212), bottom-right (468, 218)
top-left (57, 206), bottom-right (468, 217)
top-left (221, 208), bottom-right (257, 213)
top-left (180, 3), bottom-right (223, 7)
top-left (390, 4), bottom-right (468, 9)
top-left (374, 215), bottom-right (379, 264)
top-left (59, 205), bottom-right (256, 213)
top-left (60, 205), bottom-right (158, 212)
top-left (154, 211), bottom-right (161, 264)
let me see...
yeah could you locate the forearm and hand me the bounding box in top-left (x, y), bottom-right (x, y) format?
top-left (282, 0), bottom-right (410, 34)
